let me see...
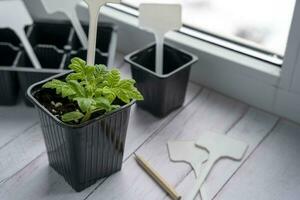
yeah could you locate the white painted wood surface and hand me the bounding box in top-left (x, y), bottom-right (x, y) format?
top-left (0, 103), bottom-right (37, 148)
top-left (175, 108), bottom-right (279, 200)
top-left (214, 120), bottom-right (300, 200)
top-left (0, 124), bottom-right (44, 183)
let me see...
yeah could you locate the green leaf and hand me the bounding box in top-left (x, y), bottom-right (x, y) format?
top-left (84, 65), bottom-right (96, 77)
top-left (114, 88), bottom-right (131, 104)
top-left (94, 97), bottom-right (111, 111)
top-left (107, 69), bottom-right (121, 87)
top-left (61, 111), bottom-right (84, 122)
top-left (66, 73), bottom-right (84, 81)
top-left (74, 97), bottom-right (95, 113)
top-left (101, 87), bottom-right (116, 103)
top-left (128, 89), bottom-right (144, 100)
top-left (68, 58), bottom-right (86, 72)
top-left (95, 64), bottom-right (108, 76)
top-left (42, 79), bottom-right (76, 98)
top-left (115, 79), bottom-right (144, 102)
top-left (42, 79), bottom-right (64, 89)
top-left (68, 80), bottom-right (86, 97)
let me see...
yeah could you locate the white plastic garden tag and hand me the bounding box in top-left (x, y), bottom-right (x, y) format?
top-left (84, 0), bottom-right (120, 65)
top-left (0, 0), bottom-right (42, 69)
top-left (41, 0), bottom-right (88, 49)
top-left (168, 141), bottom-right (208, 177)
top-left (167, 141), bottom-right (209, 200)
top-left (185, 133), bottom-right (248, 200)
top-left (139, 4), bottom-right (182, 75)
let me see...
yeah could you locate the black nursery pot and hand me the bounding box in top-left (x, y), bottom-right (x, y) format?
top-left (0, 43), bottom-right (20, 105)
top-left (16, 45), bottom-right (67, 106)
top-left (26, 72), bottom-right (133, 192)
top-left (125, 43), bottom-right (198, 117)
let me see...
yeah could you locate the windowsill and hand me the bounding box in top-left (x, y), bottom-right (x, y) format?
top-left (83, 3), bottom-right (281, 86)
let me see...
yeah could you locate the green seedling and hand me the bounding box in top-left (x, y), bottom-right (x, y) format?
top-left (43, 57), bottom-right (143, 123)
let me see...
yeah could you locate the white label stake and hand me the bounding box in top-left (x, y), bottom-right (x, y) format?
top-left (0, 0), bottom-right (42, 69)
top-left (139, 4), bottom-right (182, 75)
top-left (84, 0), bottom-right (120, 65)
top-left (41, 0), bottom-right (88, 49)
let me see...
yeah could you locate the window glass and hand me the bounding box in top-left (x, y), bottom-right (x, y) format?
top-left (122, 0), bottom-right (296, 56)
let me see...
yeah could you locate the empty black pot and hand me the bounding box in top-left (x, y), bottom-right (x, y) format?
top-left (16, 45), bottom-right (67, 106)
top-left (27, 72), bottom-right (133, 192)
top-left (125, 43), bottom-right (198, 117)
top-left (0, 43), bottom-right (20, 105)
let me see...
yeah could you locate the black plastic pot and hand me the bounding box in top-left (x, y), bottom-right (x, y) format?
top-left (69, 22), bottom-right (118, 66)
top-left (125, 43), bottom-right (198, 117)
top-left (0, 43), bottom-right (20, 105)
top-left (27, 72), bottom-right (133, 192)
top-left (16, 45), bottom-right (67, 106)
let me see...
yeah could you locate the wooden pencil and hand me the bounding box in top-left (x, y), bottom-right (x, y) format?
top-left (135, 154), bottom-right (181, 200)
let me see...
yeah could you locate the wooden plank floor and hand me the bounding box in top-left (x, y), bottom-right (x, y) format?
top-left (0, 54), bottom-right (299, 200)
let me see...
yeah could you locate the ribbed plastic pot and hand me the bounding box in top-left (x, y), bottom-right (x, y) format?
top-left (16, 45), bottom-right (67, 106)
top-left (27, 72), bottom-right (133, 192)
top-left (0, 43), bottom-right (20, 105)
top-left (125, 43), bottom-right (198, 118)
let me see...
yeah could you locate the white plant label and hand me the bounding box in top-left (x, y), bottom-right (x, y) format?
top-left (41, 0), bottom-right (88, 48)
top-left (84, 0), bottom-right (120, 65)
top-left (185, 132), bottom-right (248, 200)
top-left (168, 141), bottom-right (208, 177)
top-left (0, 0), bottom-right (42, 69)
top-left (139, 4), bottom-right (182, 75)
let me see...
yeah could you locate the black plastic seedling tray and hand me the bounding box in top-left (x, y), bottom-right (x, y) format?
top-left (0, 43), bottom-right (20, 105)
top-left (69, 22), bottom-right (118, 67)
top-left (16, 45), bottom-right (67, 106)
top-left (125, 43), bottom-right (198, 118)
top-left (0, 28), bottom-right (21, 47)
top-left (26, 21), bottom-right (73, 50)
top-left (27, 72), bottom-right (133, 192)
top-left (0, 20), bottom-right (118, 106)
top-left (64, 48), bottom-right (108, 67)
